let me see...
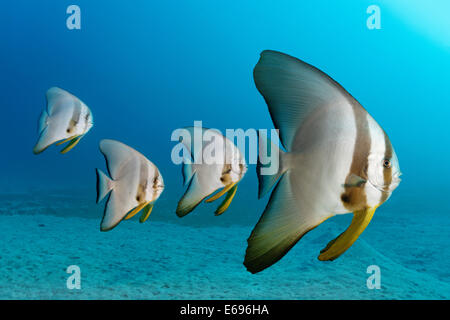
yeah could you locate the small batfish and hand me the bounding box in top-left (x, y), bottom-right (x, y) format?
top-left (33, 87), bottom-right (93, 154)
top-left (176, 127), bottom-right (247, 217)
top-left (96, 139), bottom-right (164, 231)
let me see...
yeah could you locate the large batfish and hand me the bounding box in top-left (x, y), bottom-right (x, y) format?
top-left (244, 50), bottom-right (401, 273)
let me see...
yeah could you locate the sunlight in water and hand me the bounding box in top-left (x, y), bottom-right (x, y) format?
top-left (383, 0), bottom-right (450, 50)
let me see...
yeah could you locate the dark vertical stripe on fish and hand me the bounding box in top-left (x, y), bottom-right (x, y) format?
top-left (84, 110), bottom-right (91, 133)
top-left (379, 132), bottom-right (393, 204)
top-left (70, 100), bottom-right (82, 128)
top-left (340, 102), bottom-right (371, 211)
top-left (152, 169), bottom-right (160, 198)
top-left (136, 159), bottom-right (149, 203)
top-left (220, 163), bottom-right (232, 185)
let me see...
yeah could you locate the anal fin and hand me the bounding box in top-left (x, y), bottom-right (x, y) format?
top-left (244, 171), bottom-right (333, 274)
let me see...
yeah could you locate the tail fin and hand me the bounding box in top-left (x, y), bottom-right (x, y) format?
top-left (257, 131), bottom-right (286, 198)
top-left (96, 169), bottom-right (114, 203)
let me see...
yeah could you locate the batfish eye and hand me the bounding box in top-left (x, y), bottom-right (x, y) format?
top-left (383, 159), bottom-right (391, 169)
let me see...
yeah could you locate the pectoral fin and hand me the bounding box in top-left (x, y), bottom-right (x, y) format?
top-left (139, 203), bottom-right (154, 223)
top-left (215, 184), bottom-right (238, 216)
top-left (60, 135), bottom-right (83, 154)
top-left (56, 136), bottom-right (74, 146)
top-left (318, 206), bottom-right (377, 261)
top-left (205, 182), bottom-right (236, 203)
top-left (342, 174), bottom-right (367, 188)
top-left (124, 202), bottom-right (148, 220)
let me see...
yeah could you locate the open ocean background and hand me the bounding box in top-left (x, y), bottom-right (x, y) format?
top-left (0, 0), bottom-right (449, 299)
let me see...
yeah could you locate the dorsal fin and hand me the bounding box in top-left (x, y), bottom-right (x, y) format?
top-left (253, 50), bottom-right (357, 151)
top-left (179, 126), bottom-right (212, 163)
top-left (99, 139), bottom-right (139, 180)
top-left (45, 87), bottom-right (76, 115)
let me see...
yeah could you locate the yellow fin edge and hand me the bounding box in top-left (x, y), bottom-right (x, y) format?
top-left (205, 182), bottom-right (236, 203)
top-left (60, 135), bottom-right (83, 154)
top-left (56, 136), bottom-right (75, 146)
top-left (124, 202), bottom-right (148, 220)
top-left (318, 206), bottom-right (377, 261)
top-left (139, 203), bottom-right (154, 223)
top-left (215, 184), bottom-right (238, 216)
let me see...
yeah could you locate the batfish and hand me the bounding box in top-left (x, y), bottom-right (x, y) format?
top-left (96, 139), bottom-right (164, 231)
top-left (244, 50), bottom-right (401, 273)
top-left (176, 127), bottom-right (247, 217)
top-left (33, 87), bottom-right (93, 154)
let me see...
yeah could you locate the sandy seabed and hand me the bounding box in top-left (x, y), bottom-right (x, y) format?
top-left (0, 210), bottom-right (448, 299)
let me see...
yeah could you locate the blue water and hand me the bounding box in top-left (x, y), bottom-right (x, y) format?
top-left (0, 1), bottom-right (449, 299)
